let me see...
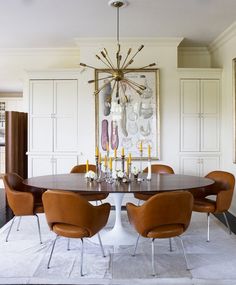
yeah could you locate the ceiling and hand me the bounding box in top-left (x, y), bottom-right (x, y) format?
top-left (0, 0), bottom-right (236, 48)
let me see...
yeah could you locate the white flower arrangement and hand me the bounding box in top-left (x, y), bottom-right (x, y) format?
top-left (132, 166), bottom-right (140, 176)
top-left (85, 170), bottom-right (97, 181)
top-left (112, 169), bottom-right (124, 180)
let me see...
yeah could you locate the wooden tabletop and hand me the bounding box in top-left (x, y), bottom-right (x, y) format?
top-left (23, 173), bottom-right (214, 194)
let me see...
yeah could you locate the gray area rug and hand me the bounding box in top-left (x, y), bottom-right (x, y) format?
top-left (0, 210), bottom-right (235, 285)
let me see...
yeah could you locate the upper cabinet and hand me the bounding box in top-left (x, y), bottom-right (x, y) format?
top-left (180, 71), bottom-right (220, 152)
top-left (29, 79), bottom-right (78, 153)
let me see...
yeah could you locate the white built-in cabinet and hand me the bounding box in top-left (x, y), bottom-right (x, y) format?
top-left (26, 71), bottom-right (80, 177)
top-left (178, 69), bottom-right (222, 176)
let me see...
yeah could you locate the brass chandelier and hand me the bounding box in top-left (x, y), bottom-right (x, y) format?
top-left (80, 0), bottom-right (156, 105)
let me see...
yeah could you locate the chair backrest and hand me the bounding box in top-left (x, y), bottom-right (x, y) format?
top-left (205, 171), bottom-right (235, 212)
top-left (128, 191), bottom-right (193, 237)
top-left (70, 164), bottom-right (96, 173)
top-left (143, 164), bottom-right (174, 174)
top-left (3, 173), bottom-right (34, 215)
top-left (42, 190), bottom-right (98, 236)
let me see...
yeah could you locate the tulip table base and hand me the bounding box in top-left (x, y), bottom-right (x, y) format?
top-left (99, 193), bottom-right (137, 246)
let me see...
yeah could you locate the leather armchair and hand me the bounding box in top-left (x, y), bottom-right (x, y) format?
top-left (134, 164), bottom-right (174, 202)
top-left (70, 164), bottom-right (109, 202)
top-left (42, 190), bottom-right (111, 276)
top-left (193, 170), bottom-right (235, 241)
top-left (3, 172), bottom-right (43, 243)
top-left (127, 191), bottom-right (193, 276)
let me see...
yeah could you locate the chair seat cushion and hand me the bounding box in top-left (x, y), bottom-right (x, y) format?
top-left (81, 193), bottom-right (109, 201)
top-left (134, 193), bottom-right (153, 201)
top-left (53, 223), bottom-right (90, 238)
top-left (147, 224), bottom-right (184, 238)
top-left (193, 198), bottom-right (216, 213)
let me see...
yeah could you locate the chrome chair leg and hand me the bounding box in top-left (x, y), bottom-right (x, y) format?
top-left (132, 234), bottom-right (140, 256)
top-left (177, 236), bottom-right (190, 270)
top-left (223, 212), bottom-right (231, 235)
top-left (47, 235), bottom-right (59, 269)
top-left (169, 238), bottom-right (173, 252)
top-left (35, 214), bottom-right (42, 244)
top-left (137, 200), bottom-right (141, 206)
top-left (16, 216), bottom-right (22, 231)
top-left (207, 213), bottom-right (210, 242)
top-left (67, 238), bottom-right (70, 251)
top-left (80, 238), bottom-right (84, 276)
top-left (6, 216), bottom-right (16, 242)
top-left (151, 238), bottom-right (156, 276)
top-left (97, 232), bottom-right (106, 257)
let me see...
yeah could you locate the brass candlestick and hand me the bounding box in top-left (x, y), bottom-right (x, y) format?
top-left (121, 155), bottom-right (125, 173)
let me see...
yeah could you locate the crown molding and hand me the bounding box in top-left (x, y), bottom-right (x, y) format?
top-left (0, 47), bottom-right (80, 56)
top-left (178, 46), bottom-right (210, 55)
top-left (208, 21), bottom-right (236, 53)
top-left (75, 37), bottom-right (184, 48)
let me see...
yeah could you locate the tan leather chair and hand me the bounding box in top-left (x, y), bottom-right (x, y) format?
top-left (127, 191), bottom-right (193, 276)
top-left (42, 190), bottom-right (111, 276)
top-left (134, 164), bottom-right (174, 202)
top-left (193, 170), bottom-right (235, 242)
top-left (3, 173), bottom-right (44, 243)
top-left (70, 164), bottom-right (109, 202)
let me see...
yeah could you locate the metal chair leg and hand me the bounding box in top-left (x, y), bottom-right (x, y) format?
top-left (169, 238), bottom-right (173, 252)
top-left (207, 213), bottom-right (210, 242)
top-left (67, 238), bottom-right (70, 251)
top-left (16, 216), bottom-right (22, 231)
top-left (35, 214), bottom-right (42, 244)
top-left (6, 216), bottom-right (16, 242)
top-left (97, 232), bottom-right (106, 257)
top-left (47, 235), bottom-right (59, 269)
top-left (223, 212), bottom-right (232, 235)
top-left (132, 234), bottom-right (140, 256)
top-left (177, 236), bottom-right (190, 270)
top-left (80, 238), bottom-right (84, 276)
top-left (137, 200), bottom-right (141, 206)
top-left (151, 238), bottom-right (156, 276)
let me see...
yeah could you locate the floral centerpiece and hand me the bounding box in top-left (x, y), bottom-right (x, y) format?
top-left (112, 169), bottom-right (125, 182)
top-left (132, 166), bottom-right (140, 179)
top-left (85, 170), bottom-right (97, 181)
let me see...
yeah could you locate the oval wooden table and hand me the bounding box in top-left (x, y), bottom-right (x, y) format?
top-left (23, 173), bottom-right (214, 246)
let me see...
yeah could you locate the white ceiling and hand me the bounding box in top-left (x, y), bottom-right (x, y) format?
top-left (0, 0), bottom-right (236, 48)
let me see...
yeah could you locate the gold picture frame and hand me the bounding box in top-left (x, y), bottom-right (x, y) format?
top-left (95, 68), bottom-right (160, 159)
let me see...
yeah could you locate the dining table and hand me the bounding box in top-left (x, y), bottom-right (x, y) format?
top-left (23, 173), bottom-right (214, 245)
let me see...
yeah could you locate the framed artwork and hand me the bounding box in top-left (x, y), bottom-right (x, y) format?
top-left (95, 68), bottom-right (160, 159)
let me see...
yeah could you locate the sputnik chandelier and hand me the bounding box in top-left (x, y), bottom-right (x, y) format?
top-left (80, 0), bottom-right (156, 106)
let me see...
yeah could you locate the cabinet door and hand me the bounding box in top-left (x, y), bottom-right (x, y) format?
top-left (29, 80), bottom-right (54, 152)
top-left (54, 156), bottom-right (78, 174)
top-left (53, 80), bottom-right (78, 152)
top-left (201, 156), bottom-right (220, 176)
top-left (181, 80), bottom-right (200, 151)
top-left (28, 156), bottom-right (53, 177)
top-left (201, 80), bottom-right (220, 152)
top-left (180, 156), bottom-right (200, 176)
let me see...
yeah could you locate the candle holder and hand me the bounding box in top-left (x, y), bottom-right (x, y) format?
top-left (96, 162), bottom-right (103, 182)
top-left (146, 157), bottom-right (152, 181)
top-left (137, 150), bottom-right (143, 182)
top-left (95, 155), bottom-right (99, 178)
top-left (121, 155), bottom-right (125, 173)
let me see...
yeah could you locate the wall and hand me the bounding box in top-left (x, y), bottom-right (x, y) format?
top-left (178, 47), bottom-right (211, 68)
top-left (210, 30), bottom-right (236, 215)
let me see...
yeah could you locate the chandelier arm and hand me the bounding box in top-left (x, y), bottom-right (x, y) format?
top-left (121, 48), bottom-right (132, 69)
top-left (123, 59), bottom-right (134, 70)
top-left (80, 63), bottom-right (97, 70)
top-left (123, 45), bottom-right (144, 68)
top-left (104, 48), bottom-right (116, 70)
top-left (123, 63), bottom-right (156, 73)
top-left (88, 75), bottom-right (113, 84)
top-left (94, 78), bottom-right (115, 95)
top-left (122, 79), bottom-right (143, 95)
top-left (96, 54), bottom-right (114, 70)
top-left (110, 80), bottom-right (117, 101)
top-left (123, 78), bottom-right (146, 90)
top-left (120, 82), bottom-right (129, 103)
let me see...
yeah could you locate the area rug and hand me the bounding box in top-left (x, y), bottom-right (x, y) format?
top-left (0, 210), bottom-right (236, 285)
